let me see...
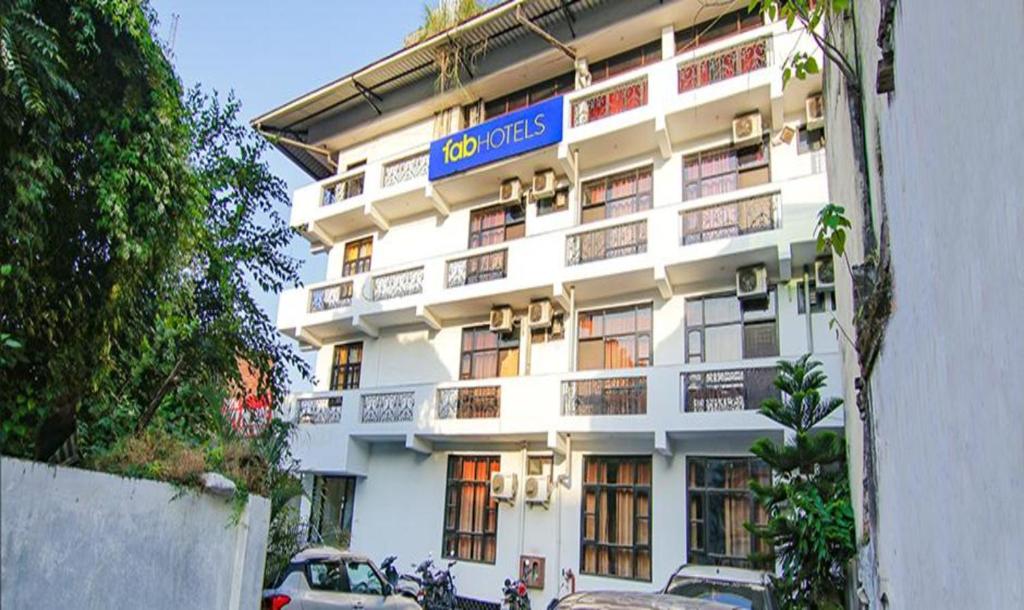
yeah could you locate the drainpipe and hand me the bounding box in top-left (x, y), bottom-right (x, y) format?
top-left (518, 442), bottom-right (528, 570)
top-left (555, 434), bottom-right (572, 596)
top-left (803, 267), bottom-right (814, 354)
top-left (568, 285), bottom-right (577, 371)
top-left (572, 148), bottom-right (581, 225)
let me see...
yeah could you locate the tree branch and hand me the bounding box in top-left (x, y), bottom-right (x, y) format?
top-left (135, 356), bottom-right (186, 435)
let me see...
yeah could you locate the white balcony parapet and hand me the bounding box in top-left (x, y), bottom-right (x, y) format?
top-left (681, 366), bottom-right (779, 413)
top-left (309, 281), bottom-right (353, 312)
top-left (370, 266), bottom-right (424, 301)
top-left (321, 172), bottom-right (365, 206)
top-left (296, 395), bottom-right (344, 424)
top-left (676, 36), bottom-right (771, 93)
top-left (381, 152), bottom-right (429, 188)
top-left (436, 386), bottom-right (501, 419)
top-left (445, 249), bottom-right (508, 288)
top-left (561, 375), bottom-right (647, 416)
top-left (571, 75), bottom-right (649, 127)
top-left (360, 391), bottom-right (415, 423)
top-left (681, 192), bottom-right (780, 246)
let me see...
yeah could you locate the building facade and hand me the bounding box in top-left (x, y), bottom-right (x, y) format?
top-left (822, 1), bottom-right (1024, 608)
top-left (255, 1), bottom-right (841, 605)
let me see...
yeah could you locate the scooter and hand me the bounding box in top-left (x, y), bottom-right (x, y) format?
top-left (501, 578), bottom-right (531, 610)
top-left (407, 556), bottom-right (458, 610)
top-left (380, 555), bottom-right (420, 599)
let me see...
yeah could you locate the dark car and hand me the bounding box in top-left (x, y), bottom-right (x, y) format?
top-left (549, 591), bottom-right (742, 610)
top-left (663, 565), bottom-right (777, 610)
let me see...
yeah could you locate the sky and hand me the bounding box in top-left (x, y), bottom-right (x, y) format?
top-left (150, 1), bottom-right (429, 390)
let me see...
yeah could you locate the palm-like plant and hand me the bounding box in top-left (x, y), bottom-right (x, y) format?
top-left (747, 355), bottom-right (855, 610)
top-left (0, 0), bottom-right (76, 122)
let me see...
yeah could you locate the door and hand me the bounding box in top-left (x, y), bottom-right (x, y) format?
top-left (301, 559), bottom-right (362, 610)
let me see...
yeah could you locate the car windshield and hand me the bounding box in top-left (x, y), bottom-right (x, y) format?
top-left (666, 580), bottom-right (766, 610)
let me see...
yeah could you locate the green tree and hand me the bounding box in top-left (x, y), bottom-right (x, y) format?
top-left (747, 355), bottom-right (855, 609)
top-left (0, 0), bottom-right (308, 459)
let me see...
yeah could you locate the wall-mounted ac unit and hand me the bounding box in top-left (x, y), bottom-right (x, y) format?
top-left (490, 472), bottom-right (518, 501)
top-left (732, 112), bottom-right (763, 145)
top-left (524, 475), bottom-right (552, 504)
top-left (489, 306), bottom-right (514, 333)
top-left (815, 258), bottom-right (835, 291)
top-left (532, 170), bottom-right (556, 199)
top-left (527, 300), bottom-right (553, 329)
top-left (736, 264), bottom-right (768, 300)
top-left (806, 94), bottom-right (825, 131)
top-left (499, 178), bottom-right (522, 204)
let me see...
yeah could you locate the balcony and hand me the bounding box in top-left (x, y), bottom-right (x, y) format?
top-left (681, 193), bottom-right (778, 246)
top-left (309, 281), bottom-right (353, 313)
top-left (296, 395), bottom-right (344, 424)
top-left (571, 76), bottom-right (648, 127)
top-left (321, 173), bottom-right (365, 206)
top-left (446, 249), bottom-right (508, 288)
top-left (676, 37), bottom-right (769, 94)
top-left (381, 152), bottom-right (428, 189)
top-left (360, 391), bottom-right (415, 423)
top-left (681, 367), bottom-right (778, 413)
top-left (566, 219), bottom-right (647, 266)
top-left (370, 267), bottom-right (424, 301)
top-left (561, 376), bottom-right (647, 416)
top-left (437, 386), bottom-right (501, 419)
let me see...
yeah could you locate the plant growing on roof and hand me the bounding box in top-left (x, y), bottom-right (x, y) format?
top-left (406, 0), bottom-right (491, 92)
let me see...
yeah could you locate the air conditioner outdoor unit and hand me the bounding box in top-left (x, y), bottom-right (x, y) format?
top-left (732, 112), bottom-right (763, 145)
top-left (490, 472), bottom-right (518, 502)
top-left (736, 264), bottom-right (768, 300)
top-left (489, 306), bottom-right (514, 333)
top-left (815, 258), bottom-right (835, 291)
top-left (524, 475), bottom-right (552, 504)
top-left (532, 170), bottom-right (556, 199)
top-left (499, 178), bottom-right (523, 204)
top-left (527, 299), bottom-right (553, 329)
top-left (805, 94), bottom-right (825, 130)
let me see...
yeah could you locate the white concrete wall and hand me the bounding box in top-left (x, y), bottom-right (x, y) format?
top-left (825, 1), bottom-right (1024, 608)
top-left (0, 457), bottom-right (270, 610)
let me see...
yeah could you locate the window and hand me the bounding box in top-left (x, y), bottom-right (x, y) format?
top-left (588, 39), bottom-right (662, 84)
top-left (309, 476), bottom-right (356, 546)
top-left (683, 137), bottom-right (770, 201)
top-left (796, 280), bottom-right (836, 314)
top-left (578, 304), bottom-right (652, 370)
top-left (536, 188), bottom-right (569, 216)
top-left (581, 456), bottom-right (652, 580)
top-left (342, 237), bottom-right (373, 276)
top-left (484, 72), bottom-right (574, 119)
top-left (443, 455), bottom-right (500, 563)
top-left (531, 312), bottom-right (565, 343)
top-left (468, 203), bottom-right (525, 249)
top-left (306, 560), bottom-right (347, 592)
top-left (797, 127), bottom-right (825, 154)
top-left (330, 342), bottom-right (363, 390)
top-left (460, 326), bottom-right (520, 380)
top-left (687, 457), bottom-right (771, 569)
top-left (675, 8), bottom-right (764, 54)
top-left (582, 166), bottom-right (653, 224)
top-left (685, 290), bottom-right (778, 363)
top-left (345, 561), bottom-right (384, 595)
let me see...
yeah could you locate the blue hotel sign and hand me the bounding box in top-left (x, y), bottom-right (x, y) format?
top-left (428, 96), bottom-right (564, 181)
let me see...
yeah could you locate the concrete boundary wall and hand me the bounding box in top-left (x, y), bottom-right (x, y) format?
top-left (0, 457), bottom-right (270, 610)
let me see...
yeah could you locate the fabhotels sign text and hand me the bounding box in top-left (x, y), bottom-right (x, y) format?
top-left (428, 96), bottom-right (564, 181)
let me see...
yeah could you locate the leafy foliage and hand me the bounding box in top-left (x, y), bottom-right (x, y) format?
top-left (747, 355), bottom-right (855, 609)
top-left (815, 203), bottom-right (852, 257)
top-left (0, 0), bottom-right (308, 460)
top-left (747, 0), bottom-right (856, 88)
top-left (406, 0), bottom-right (491, 91)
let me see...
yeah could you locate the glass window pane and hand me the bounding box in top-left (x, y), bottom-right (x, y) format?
top-left (604, 308), bottom-right (635, 335)
top-left (636, 305), bottom-right (652, 332)
top-left (704, 295), bottom-right (741, 324)
top-left (705, 324), bottom-right (742, 362)
top-left (685, 300), bottom-right (703, 326)
top-left (578, 339), bottom-right (604, 370)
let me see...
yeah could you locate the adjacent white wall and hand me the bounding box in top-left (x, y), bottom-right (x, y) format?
top-left (0, 458), bottom-right (270, 610)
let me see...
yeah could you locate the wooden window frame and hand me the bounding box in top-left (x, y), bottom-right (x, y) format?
top-left (483, 71), bottom-right (575, 120)
top-left (468, 203), bottom-right (526, 249)
top-left (443, 455), bottom-right (500, 564)
top-left (342, 236), bottom-right (373, 277)
top-left (684, 290), bottom-right (779, 363)
top-left (580, 455), bottom-right (653, 581)
top-left (674, 7), bottom-right (765, 54)
top-left (588, 39), bottom-right (663, 85)
top-left (581, 166), bottom-right (654, 224)
top-left (686, 456), bottom-right (771, 569)
top-left (577, 303), bottom-right (653, 371)
top-left (536, 187), bottom-right (569, 216)
top-left (682, 136), bottom-right (770, 202)
top-left (459, 326), bottom-right (520, 380)
top-left (330, 341), bottom-right (363, 390)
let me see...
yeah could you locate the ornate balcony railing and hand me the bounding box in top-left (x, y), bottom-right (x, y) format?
top-left (677, 37), bottom-right (770, 93)
top-left (566, 220), bottom-right (647, 265)
top-left (562, 376), bottom-right (647, 416)
top-left (446, 249), bottom-right (507, 288)
top-left (370, 267), bottom-right (424, 301)
top-left (681, 193), bottom-right (778, 245)
top-left (437, 386), bottom-right (501, 419)
top-left (381, 152), bottom-right (429, 188)
top-left (296, 396), bottom-right (344, 424)
top-left (309, 282), bottom-right (353, 312)
top-left (360, 391), bottom-right (415, 423)
top-left (321, 173), bottom-right (365, 206)
top-left (682, 367), bottom-right (779, 413)
top-left (571, 76), bottom-right (648, 127)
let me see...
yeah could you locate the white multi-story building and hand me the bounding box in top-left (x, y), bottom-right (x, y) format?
top-left (255, 1), bottom-right (841, 605)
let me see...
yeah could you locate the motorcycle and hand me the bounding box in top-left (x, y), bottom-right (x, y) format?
top-left (501, 578), bottom-right (531, 610)
top-left (406, 556), bottom-right (458, 610)
top-left (380, 555), bottom-right (420, 599)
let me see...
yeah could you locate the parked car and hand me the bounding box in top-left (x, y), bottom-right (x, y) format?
top-left (662, 565), bottom-right (777, 610)
top-left (263, 547), bottom-right (421, 610)
top-left (547, 591), bottom-right (743, 610)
